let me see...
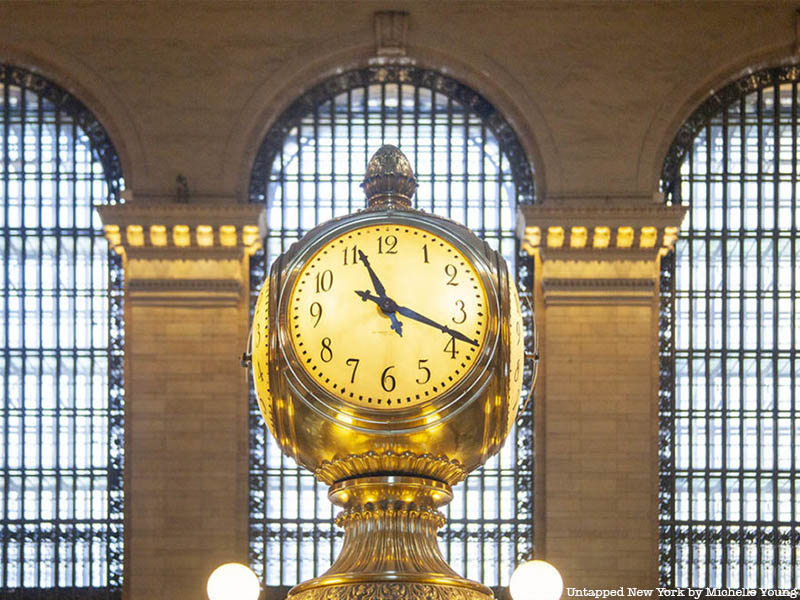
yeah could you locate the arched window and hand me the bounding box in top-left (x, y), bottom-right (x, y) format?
top-left (248, 65), bottom-right (535, 590)
top-left (659, 65), bottom-right (800, 589)
top-left (0, 64), bottom-right (124, 595)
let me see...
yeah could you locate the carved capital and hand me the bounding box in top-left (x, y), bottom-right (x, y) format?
top-left (97, 202), bottom-right (264, 307)
top-left (518, 198), bottom-right (687, 305)
top-left (97, 202), bottom-right (263, 258)
top-left (517, 198), bottom-right (687, 262)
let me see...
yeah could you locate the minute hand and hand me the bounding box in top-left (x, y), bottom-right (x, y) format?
top-left (357, 250), bottom-right (388, 298)
top-left (394, 304), bottom-right (478, 347)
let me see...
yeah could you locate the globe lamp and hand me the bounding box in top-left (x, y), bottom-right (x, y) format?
top-left (207, 562), bottom-right (261, 600)
top-left (509, 559), bottom-right (563, 600)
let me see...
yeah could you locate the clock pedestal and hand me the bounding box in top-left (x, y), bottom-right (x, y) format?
top-left (288, 475), bottom-right (493, 600)
top-left (250, 145), bottom-right (534, 600)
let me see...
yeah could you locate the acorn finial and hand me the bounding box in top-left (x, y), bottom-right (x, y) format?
top-left (361, 145), bottom-right (417, 208)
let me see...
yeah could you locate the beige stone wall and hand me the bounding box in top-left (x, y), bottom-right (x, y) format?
top-left (537, 281), bottom-right (660, 589)
top-left (0, 1), bottom-right (793, 598)
top-left (0, 1), bottom-right (794, 200)
top-left (125, 301), bottom-right (250, 600)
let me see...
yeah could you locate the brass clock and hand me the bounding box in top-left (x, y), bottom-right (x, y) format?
top-left (287, 222), bottom-right (489, 410)
top-left (249, 145), bottom-right (535, 600)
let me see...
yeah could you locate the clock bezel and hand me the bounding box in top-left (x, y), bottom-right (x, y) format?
top-left (271, 208), bottom-right (504, 432)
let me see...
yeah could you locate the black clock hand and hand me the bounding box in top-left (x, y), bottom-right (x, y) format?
top-left (394, 304), bottom-right (479, 347)
top-left (356, 291), bottom-right (477, 347)
top-left (355, 290), bottom-right (403, 337)
top-left (357, 250), bottom-right (388, 298)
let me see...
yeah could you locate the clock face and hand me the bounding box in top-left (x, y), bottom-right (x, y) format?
top-left (286, 223), bottom-right (489, 410)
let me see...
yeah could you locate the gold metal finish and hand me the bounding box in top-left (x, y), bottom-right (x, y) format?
top-left (287, 223), bottom-right (489, 408)
top-left (289, 476), bottom-right (492, 600)
top-left (250, 146), bottom-right (533, 600)
top-left (315, 451), bottom-right (467, 487)
top-left (361, 144), bottom-right (418, 208)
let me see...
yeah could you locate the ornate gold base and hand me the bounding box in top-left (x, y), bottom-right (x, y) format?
top-left (288, 581), bottom-right (493, 600)
top-left (287, 476), bottom-right (494, 600)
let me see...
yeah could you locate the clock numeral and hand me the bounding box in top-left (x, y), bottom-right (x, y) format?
top-left (315, 269), bottom-right (333, 293)
top-left (254, 326), bottom-right (261, 348)
top-left (320, 337), bottom-right (333, 362)
top-left (513, 359), bottom-right (520, 383)
top-left (381, 365), bottom-right (396, 392)
top-left (310, 302), bottom-right (323, 327)
top-left (444, 264), bottom-right (458, 286)
top-left (416, 359), bottom-right (431, 384)
top-left (422, 244), bottom-right (429, 264)
top-left (444, 336), bottom-right (459, 359)
top-left (452, 299), bottom-right (467, 324)
top-left (346, 358), bottom-right (360, 383)
top-left (257, 362), bottom-right (265, 382)
top-left (342, 245), bottom-right (358, 265)
top-left (377, 235), bottom-right (398, 255)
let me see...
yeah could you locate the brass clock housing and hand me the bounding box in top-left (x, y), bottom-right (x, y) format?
top-left (261, 206), bottom-right (519, 482)
top-left (249, 146), bottom-right (535, 600)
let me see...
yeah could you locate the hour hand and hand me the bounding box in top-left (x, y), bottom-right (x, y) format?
top-left (394, 304), bottom-right (478, 347)
top-left (357, 250), bottom-right (388, 298)
top-left (355, 290), bottom-right (403, 337)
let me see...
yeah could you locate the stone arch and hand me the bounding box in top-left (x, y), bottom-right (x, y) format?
top-left (222, 29), bottom-right (554, 202)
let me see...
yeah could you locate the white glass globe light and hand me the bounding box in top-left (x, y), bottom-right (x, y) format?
top-left (509, 559), bottom-right (563, 600)
top-left (207, 562), bottom-right (261, 600)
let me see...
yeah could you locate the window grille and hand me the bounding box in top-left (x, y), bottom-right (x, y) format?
top-left (248, 65), bottom-right (535, 590)
top-left (0, 64), bottom-right (125, 598)
top-left (659, 65), bottom-right (800, 589)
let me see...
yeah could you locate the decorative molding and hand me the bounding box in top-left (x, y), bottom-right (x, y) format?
top-left (538, 247), bottom-right (662, 262)
top-left (97, 203), bottom-right (264, 257)
top-left (121, 246), bottom-right (247, 261)
top-left (335, 504), bottom-right (446, 529)
top-left (97, 202), bottom-right (264, 228)
top-left (126, 278), bottom-right (242, 307)
top-left (289, 582), bottom-right (491, 600)
top-left (315, 451), bottom-right (467, 486)
top-left (543, 278), bottom-right (655, 291)
top-left (517, 201), bottom-right (687, 262)
top-left (374, 11), bottom-right (409, 57)
top-left (541, 277), bottom-right (656, 306)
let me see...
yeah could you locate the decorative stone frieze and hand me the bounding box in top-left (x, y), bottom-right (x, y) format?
top-left (97, 202), bottom-right (263, 259)
top-left (518, 199), bottom-right (687, 305)
top-left (517, 200), bottom-right (687, 261)
top-left (97, 202), bottom-right (265, 306)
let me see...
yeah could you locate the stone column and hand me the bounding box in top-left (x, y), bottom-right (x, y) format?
top-left (97, 202), bottom-right (264, 600)
top-left (518, 200), bottom-right (686, 591)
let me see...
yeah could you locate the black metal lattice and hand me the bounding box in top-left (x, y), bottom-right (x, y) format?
top-left (0, 64), bottom-right (124, 598)
top-left (659, 65), bottom-right (800, 589)
top-left (248, 65), bottom-right (536, 588)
